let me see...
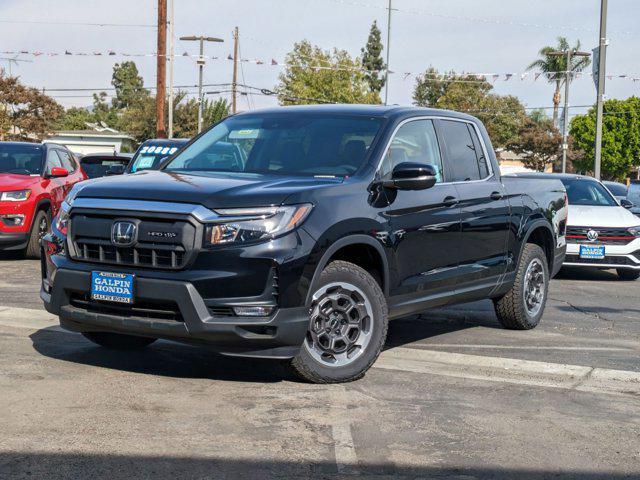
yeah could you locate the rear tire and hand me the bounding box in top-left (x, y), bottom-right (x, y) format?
top-left (616, 269), bottom-right (640, 281)
top-left (493, 243), bottom-right (549, 330)
top-left (291, 260), bottom-right (388, 383)
top-left (25, 209), bottom-right (50, 259)
top-left (82, 332), bottom-right (157, 350)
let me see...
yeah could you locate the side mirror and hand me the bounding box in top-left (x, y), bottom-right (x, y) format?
top-left (48, 167), bottom-right (69, 178)
top-left (382, 162), bottom-right (437, 191)
top-left (621, 198), bottom-right (634, 209)
top-left (106, 164), bottom-right (125, 176)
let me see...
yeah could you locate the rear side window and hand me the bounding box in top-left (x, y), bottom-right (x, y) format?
top-left (439, 120), bottom-right (489, 182)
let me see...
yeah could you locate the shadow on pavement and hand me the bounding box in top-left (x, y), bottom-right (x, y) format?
top-left (555, 267), bottom-right (622, 282)
top-left (29, 327), bottom-right (294, 384)
top-left (1, 452), bottom-right (636, 480)
top-left (0, 250), bottom-right (27, 261)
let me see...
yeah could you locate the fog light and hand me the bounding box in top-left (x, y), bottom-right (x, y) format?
top-left (1, 214), bottom-right (25, 226)
top-left (232, 306), bottom-right (274, 317)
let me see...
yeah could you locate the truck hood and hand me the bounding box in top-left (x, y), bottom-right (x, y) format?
top-left (0, 173), bottom-right (40, 190)
top-left (75, 170), bottom-right (344, 209)
top-left (568, 205), bottom-right (640, 228)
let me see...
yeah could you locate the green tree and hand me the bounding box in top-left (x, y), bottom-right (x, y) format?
top-left (0, 72), bottom-right (63, 141)
top-left (412, 66), bottom-right (456, 107)
top-left (414, 69), bottom-right (526, 148)
top-left (111, 61), bottom-right (148, 110)
top-left (172, 94), bottom-right (230, 138)
top-left (277, 40), bottom-right (380, 105)
top-left (507, 118), bottom-right (561, 172)
top-left (91, 92), bottom-right (118, 127)
top-left (570, 97), bottom-right (640, 180)
top-left (56, 107), bottom-right (94, 130)
top-left (527, 37), bottom-right (591, 128)
top-left (117, 95), bottom-right (155, 142)
top-left (361, 20), bottom-right (386, 94)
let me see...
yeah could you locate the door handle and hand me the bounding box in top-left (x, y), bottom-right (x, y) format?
top-left (490, 191), bottom-right (503, 200)
top-left (443, 196), bottom-right (458, 207)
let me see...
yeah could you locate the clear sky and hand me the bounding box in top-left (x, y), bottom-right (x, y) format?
top-left (2, 0), bottom-right (639, 118)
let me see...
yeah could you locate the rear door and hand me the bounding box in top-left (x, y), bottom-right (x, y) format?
top-left (437, 119), bottom-right (510, 295)
top-left (380, 118), bottom-right (461, 301)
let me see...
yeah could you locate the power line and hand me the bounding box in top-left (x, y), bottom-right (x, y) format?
top-left (0, 19), bottom-right (155, 28)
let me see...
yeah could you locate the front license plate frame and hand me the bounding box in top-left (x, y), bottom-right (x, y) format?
top-left (90, 271), bottom-right (135, 304)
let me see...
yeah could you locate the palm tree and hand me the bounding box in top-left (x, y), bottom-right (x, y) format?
top-left (527, 37), bottom-right (591, 128)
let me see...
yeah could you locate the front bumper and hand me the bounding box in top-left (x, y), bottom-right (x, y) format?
top-left (0, 232), bottom-right (28, 250)
top-left (563, 240), bottom-right (640, 270)
top-left (41, 227), bottom-right (317, 359)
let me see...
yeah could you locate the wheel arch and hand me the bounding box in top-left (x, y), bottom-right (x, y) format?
top-left (520, 220), bottom-right (555, 271)
top-left (306, 235), bottom-right (389, 304)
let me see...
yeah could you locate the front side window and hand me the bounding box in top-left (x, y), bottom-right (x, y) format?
top-left (56, 150), bottom-right (75, 172)
top-left (45, 150), bottom-right (63, 174)
top-left (628, 183), bottom-right (640, 204)
top-left (380, 119), bottom-right (444, 182)
top-left (0, 144), bottom-right (43, 175)
top-left (165, 114), bottom-right (384, 177)
top-left (561, 178), bottom-right (618, 207)
top-left (440, 120), bottom-right (489, 182)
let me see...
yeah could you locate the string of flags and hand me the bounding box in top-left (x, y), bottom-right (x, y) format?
top-left (2, 49), bottom-right (640, 83)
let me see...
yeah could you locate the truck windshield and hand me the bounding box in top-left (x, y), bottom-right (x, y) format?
top-left (561, 178), bottom-right (618, 207)
top-left (0, 144), bottom-right (43, 175)
top-left (164, 113), bottom-right (384, 177)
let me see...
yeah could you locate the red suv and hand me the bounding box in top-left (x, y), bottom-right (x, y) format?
top-left (0, 142), bottom-right (86, 258)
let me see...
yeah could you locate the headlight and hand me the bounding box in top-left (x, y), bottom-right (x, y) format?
top-left (628, 226), bottom-right (640, 237)
top-left (54, 203), bottom-right (71, 235)
top-left (0, 190), bottom-right (31, 202)
top-left (204, 204), bottom-right (313, 247)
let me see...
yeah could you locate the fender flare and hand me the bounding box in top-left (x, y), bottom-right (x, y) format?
top-left (306, 234), bottom-right (390, 304)
top-left (519, 219), bottom-right (555, 267)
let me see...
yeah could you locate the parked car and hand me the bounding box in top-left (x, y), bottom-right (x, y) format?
top-left (0, 141), bottom-right (86, 258)
top-left (515, 173), bottom-right (640, 280)
top-left (126, 138), bottom-right (189, 174)
top-left (41, 105), bottom-right (567, 383)
top-left (602, 180), bottom-right (629, 204)
top-left (79, 152), bottom-right (133, 179)
top-left (627, 180), bottom-right (640, 217)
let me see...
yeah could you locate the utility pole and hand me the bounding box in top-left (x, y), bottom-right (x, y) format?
top-left (156, 0), bottom-right (167, 138)
top-left (549, 48), bottom-right (590, 173)
top-left (384, 0), bottom-right (393, 105)
top-left (232, 27), bottom-right (239, 114)
top-left (180, 35), bottom-right (224, 133)
top-left (594, 0), bottom-right (608, 180)
top-left (167, 0), bottom-right (174, 138)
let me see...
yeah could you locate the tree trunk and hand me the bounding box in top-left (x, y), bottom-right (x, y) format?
top-left (552, 83), bottom-right (561, 129)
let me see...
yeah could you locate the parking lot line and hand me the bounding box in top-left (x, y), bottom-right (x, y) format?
top-left (0, 305), bottom-right (638, 396)
top-left (376, 348), bottom-right (640, 396)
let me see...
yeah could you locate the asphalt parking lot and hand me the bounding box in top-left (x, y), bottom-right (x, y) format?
top-left (0, 252), bottom-right (639, 479)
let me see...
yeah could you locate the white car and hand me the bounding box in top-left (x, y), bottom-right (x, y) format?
top-left (558, 175), bottom-right (640, 280)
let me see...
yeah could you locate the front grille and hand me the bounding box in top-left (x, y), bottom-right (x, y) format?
top-left (73, 239), bottom-right (185, 269)
top-left (69, 213), bottom-right (197, 270)
top-left (70, 293), bottom-right (183, 322)
top-left (566, 226), bottom-right (635, 245)
top-left (565, 254), bottom-right (637, 266)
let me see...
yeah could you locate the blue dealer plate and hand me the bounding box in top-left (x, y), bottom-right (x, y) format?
top-left (579, 245), bottom-right (605, 260)
top-left (91, 272), bottom-right (134, 304)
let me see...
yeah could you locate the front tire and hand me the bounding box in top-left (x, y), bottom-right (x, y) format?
top-left (82, 332), bottom-right (157, 350)
top-left (25, 209), bottom-right (50, 259)
top-left (291, 260), bottom-right (388, 383)
top-left (493, 243), bottom-right (549, 330)
top-left (617, 269), bottom-right (640, 281)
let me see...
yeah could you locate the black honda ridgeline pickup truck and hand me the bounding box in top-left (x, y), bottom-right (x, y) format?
top-left (41, 105), bottom-right (567, 383)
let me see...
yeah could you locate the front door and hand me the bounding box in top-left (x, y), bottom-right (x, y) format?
top-left (437, 119), bottom-right (510, 295)
top-left (378, 119), bottom-right (462, 306)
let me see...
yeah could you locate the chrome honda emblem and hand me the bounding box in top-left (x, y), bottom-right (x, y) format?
top-left (111, 221), bottom-right (137, 246)
top-left (586, 229), bottom-right (599, 242)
